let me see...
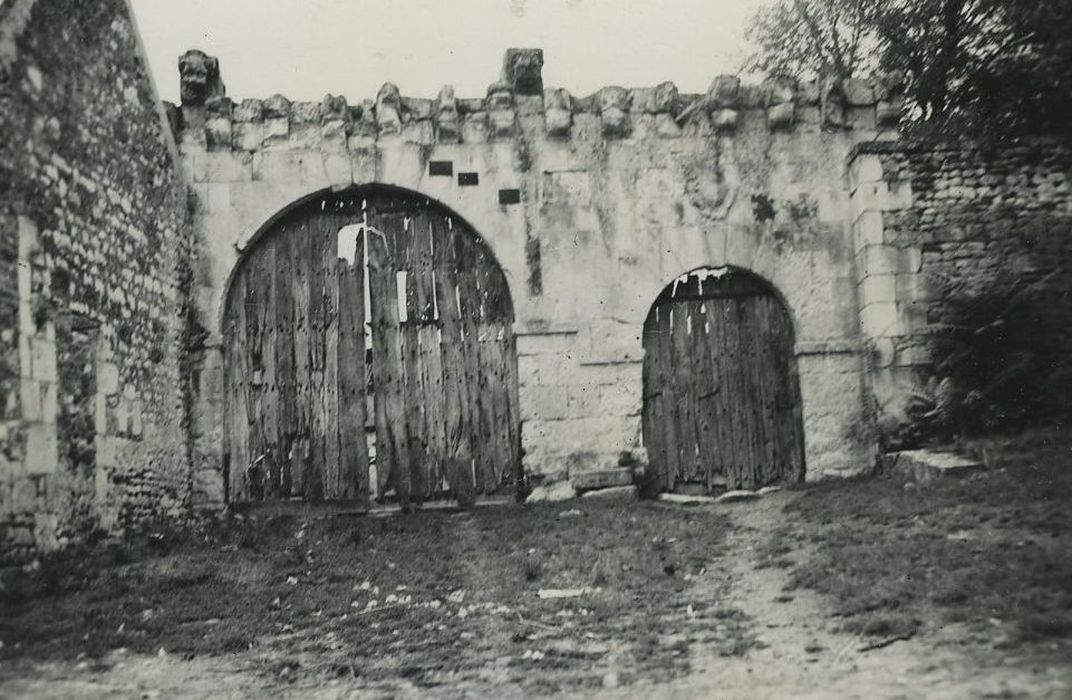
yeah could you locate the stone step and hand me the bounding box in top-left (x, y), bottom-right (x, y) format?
top-left (570, 467), bottom-right (634, 491)
top-left (885, 449), bottom-right (983, 483)
top-left (580, 485), bottom-right (637, 501)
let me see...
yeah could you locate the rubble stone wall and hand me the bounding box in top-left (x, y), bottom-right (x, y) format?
top-left (173, 51), bottom-right (897, 499)
top-left (0, 0), bottom-right (192, 563)
top-left (847, 139), bottom-right (1072, 432)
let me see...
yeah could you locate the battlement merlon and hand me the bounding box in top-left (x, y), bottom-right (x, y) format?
top-left (165, 48), bottom-right (906, 152)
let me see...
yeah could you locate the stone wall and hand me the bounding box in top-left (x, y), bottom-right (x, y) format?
top-left (847, 138), bottom-right (1072, 433)
top-left (5, 5), bottom-right (1067, 561)
top-left (0, 0), bottom-right (192, 562)
top-left (172, 50), bottom-right (896, 501)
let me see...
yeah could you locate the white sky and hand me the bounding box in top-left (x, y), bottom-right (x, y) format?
top-left (129, 0), bottom-right (768, 104)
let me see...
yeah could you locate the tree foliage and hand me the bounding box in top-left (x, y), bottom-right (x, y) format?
top-left (744, 0), bottom-right (1072, 135)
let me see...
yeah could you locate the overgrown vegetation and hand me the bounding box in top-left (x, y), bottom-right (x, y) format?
top-left (744, 0), bottom-right (1072, 136)
top-left (890, 269), bottom-right (1068, 448)
top-left (0, 500), bottom-right (749, 693)
top-left (772, 428), bottom-right (1072, 646)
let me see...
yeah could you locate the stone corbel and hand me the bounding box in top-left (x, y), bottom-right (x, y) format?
top-left (434, 85), bottom-right (462, 143)
top-left (766, 78), bottom-right (797, 131)
top-left (599, 86), bottom-right (631, 137)
top-left (487, 81), bottom-right (516, 138)
top-left (375, 82), bottom-right (402, 137)
top-left (544, 87), bottom-right (572, 137)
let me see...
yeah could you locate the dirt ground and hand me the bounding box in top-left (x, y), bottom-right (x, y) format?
top-left (2, 430), bottom-right (1071, 698)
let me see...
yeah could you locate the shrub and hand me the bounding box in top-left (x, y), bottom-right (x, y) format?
top-left (901, 268), bottom-right (1068, 444)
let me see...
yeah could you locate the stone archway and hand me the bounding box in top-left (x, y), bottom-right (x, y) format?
top-left (221, 185), bottom-right (520, 507)
top-left (641, 266), bottom-right (805, 493)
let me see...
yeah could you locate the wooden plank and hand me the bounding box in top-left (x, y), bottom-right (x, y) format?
top-left (367, 214), bottom-right (394, 500)
top-left (720, 297), bottom-right (746, 489)
top-left (472, 242), bottom-right (497, 492)
top-left (670, 302), bottom-right (695, 487)
top-left (321, 211), bottom-right (343, 499)
top-left (411, 212), bottom-right (436, 323)
top-left (641, 308), bottom-right (663, 485)
top-left (778, 302), bottom-right (806, 482)
top-left (731, 297), bottom-right (754, 488)
top-left (647, 305), bottom-right (667, 489)
top-left (456, 232), bottom-right (491, 493)
top-left (221, 315), bottom-right (234, 501)
top-left (240, 261), bottom-right (262, 499)
top-left (704, 297), bottom-right (730, 489)
top-left (503, 331), bottom-right (521, 487)
top-left (418, 323), bottom-right (446, 494)
top-left (491, 324), bottom-right (513, 489)
top-left (452, 230), bottom-right (478, 491)
top-left (772, 299), bottom-right (794, 482)
top-left (433, 217), bottom-right (473, 504)
top-left (754, 298), bottom-right (776, 486)
top-left (404, 213), bottom-right (433, 501)
top-left (478, 324), bottom-right (502, 489)
top-left (401, 322), bottom-right (424, 501)
top-left (494, 326), bottom-right (512, 488)
top-left (290, 217), bottom-right (312, 497)
top-left (474, 242), bottom-right (516, 491)
top-left (368, 209), bottom-right (411, 506)
top-left (228, 272), bottom-right (251, 501)
top-left (246, 258), bottom-right (274, 500)
top-left (741, 297), bottom-right (765, 488)
top-left (756, 297), bottom-right (779, 485)
top-left (742, 296), bottom-right (765, 488)
top-left (687, 300), bottom-right (705, 483)
top-left (395, 214), bottom-right (426, 504)
top-left (659, 305), bottom-right (679, 490)
top-left (690, 298), bottom-right (716, 487)
top-left (338, 230), bottom-right (369, 504)
top-left (305, 208), bottom-right (328, 500)
top-left (259, 237), bottom-right (280, 498)
top-left (480, 246), bottom-right (517, 490)
top-left (274, 221), bottom-right (296, 496)
top-left (409, 212), bottom-right (441, 496)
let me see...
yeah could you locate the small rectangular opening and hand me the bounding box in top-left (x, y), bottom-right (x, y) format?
top-left (498, 188), bottom-right (521, 205)
top-left (458, 172), bottom-right (479, 186)
top-left (428, 161), bottom-right (453, 176)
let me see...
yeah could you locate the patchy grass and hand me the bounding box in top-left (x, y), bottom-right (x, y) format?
top-left (0, 499), bottom-right (750, 692)
top-left (775, 428), bottom-right (1072, 646)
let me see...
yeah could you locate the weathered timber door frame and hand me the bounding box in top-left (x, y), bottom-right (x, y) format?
top-left (641, 266), bottom-right (806, 493)
top-left (220, 185), bottom-right (521, 508)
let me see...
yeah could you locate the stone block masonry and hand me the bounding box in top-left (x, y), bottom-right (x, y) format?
top-left (4, 2), bottom-right (1070, 561)
top-left (0, 0), bottom-right (195, 563)
top-left (173, 48), bottom-right (900, 499)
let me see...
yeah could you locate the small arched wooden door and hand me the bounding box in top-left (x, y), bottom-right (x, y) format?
top-left (641, 268), bottom-right (805, 493)
top-left (222, 186), bottom-right (521, 507)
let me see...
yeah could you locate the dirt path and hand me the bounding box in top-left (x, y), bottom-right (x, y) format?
top-left (3, 493), bottom-right (1070, 699)
top-left (645, 492), bottom-right (1072, 700)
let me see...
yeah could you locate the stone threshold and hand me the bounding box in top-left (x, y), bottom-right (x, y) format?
top-left (883, 449), bottom-right (983, 483)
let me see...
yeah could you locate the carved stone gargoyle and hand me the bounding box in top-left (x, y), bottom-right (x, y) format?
top-left (178, 49), bottom-right (225, 106)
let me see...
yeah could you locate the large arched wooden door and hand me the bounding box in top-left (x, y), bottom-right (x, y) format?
top-left (641, 268), bottom-right (805, 493)
top-left (222, 186), bottom-right (520, 507)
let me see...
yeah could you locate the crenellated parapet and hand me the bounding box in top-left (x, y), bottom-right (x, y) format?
top-left (164, 48), bottom-right (906, 153)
